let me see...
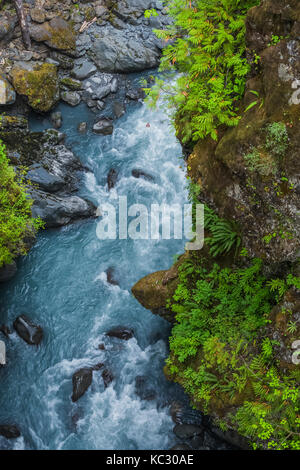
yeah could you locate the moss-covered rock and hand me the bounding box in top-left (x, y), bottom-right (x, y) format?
top-left (11, 63), bottom-right (59, 112)
top-left (132, 254), bottom-right (188, 321)
top-left (29, 17), bottom-right (76, 53)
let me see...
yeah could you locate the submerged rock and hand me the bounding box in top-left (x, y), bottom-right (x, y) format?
top-left (131, 169), bottom-right (154, 182)
top-left (0, 425), bottom-right (21, 439)
top-left (0, 262), bottom-right (17, 283)
top-left (135, 376), bottom-right (156, 401)
top-left (106, 327), bottom-right (134, 341)
top-left (105, 267), bottom-right (119, 286)
top-left (50, 111), bottom-right (62, 129)
top-left (101, 369), bottom-right (113, 388)
top-left (77, 122), bottom-right (87, 134)
top-left (13, 315), bottom-right (43, 346)
top-left (0, 325), bottom-right (12, 338)
top-left (71, 367), bottom-right (93, 402)
top-left (107, 168), bottom-right (118, 190)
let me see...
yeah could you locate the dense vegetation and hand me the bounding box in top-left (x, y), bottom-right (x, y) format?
top-left (0, 140), bottom-right (42, 267)
top-left (166, 257), bottom-right (300, 449)
top-left (144, 0), bottom-right (300, 451)
top-left (145, 0), bottom-right (259, 142)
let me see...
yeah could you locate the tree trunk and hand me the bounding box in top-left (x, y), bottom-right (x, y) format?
top-left (13, 0), bottom-right (31, 50)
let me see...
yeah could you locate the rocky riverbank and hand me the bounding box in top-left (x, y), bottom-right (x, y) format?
top-left (0, 0), bottom-right (169, 281)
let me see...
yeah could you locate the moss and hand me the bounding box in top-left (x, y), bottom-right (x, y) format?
top-left (60, 77), bottom-right (81, 90)
top-left (11, 63), bottom-right (59, 112)
top-left (44, 18), bottom-right (76, 51)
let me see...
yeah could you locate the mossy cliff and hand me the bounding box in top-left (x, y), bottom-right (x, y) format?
top-left (132, 0), bottom-right (300, 450)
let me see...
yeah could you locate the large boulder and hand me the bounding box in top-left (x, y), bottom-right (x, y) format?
top-left (30, 17), bottom-right (76, 53)
top-left (30, 191), bottom-right (96, 228)
top-left (93, 119), bottom-right (113, 135)
top-left (11, 63), bottom-right (59, 112)
top-left (90, 31), bottom-right (160, 72)
top-left (13, 315), bottom-right (43, 346)
top-left (0, 75), bottom-right (16, 106)
top-left (71, 368), bottom-right (93, 402)
top-left (72, 59), bottom-right (97, 80)
top-left (25, 165), bottom-right (64, 193)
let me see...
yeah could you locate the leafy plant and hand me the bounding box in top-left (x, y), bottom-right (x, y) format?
top-left (265, 122), bottom-right (288, 158)
top-left (0, 139), bottom-right (43, 267)
top-left (204, 205), bottom-right (241, 257)
top-left (144, 0), bottom-right (259, 142)
top-left (166, 257), bottom-right (300, 450)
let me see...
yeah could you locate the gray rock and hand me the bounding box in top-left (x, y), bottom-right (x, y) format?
top-left (25, 165), bottom-right (65, 193)
top-left (105, 267), bottom-right (119, 286)
top-left (107, 168), bottom-right (118, 190)
top-left (51, 52), bottom-right (74, 69)
top-left (113, 101), bottom-right (125, 118)
top-left (173, 424), bottom-right (204, 439)
top-left (90, 31), bottom-right (160, 72)
top-left (113, 0), bottom-right (152, 21)
top-left (93, 119), bottom-right (113, 135)
top-left (61, 91), bottom-right (81, 106)
top-left (72, 59), bottom-right (97, 80)
top-left (0, 425), bottom-right (21, 439)
top-left (106, 327), bottom-right (134, 340)
top-left (30, 8), bottom-right (46, 24)
top-left (0, 14), bottom-right (17, 41)
top-left (77, 122), bottom-right (87, 133)
top-left (50, 111), bottom-right (62, 129)
top-left (71, 368), bottom-right (93, 402)
top-left (13, 315), bottom-right (43, 346)
top-left (0, 262), bottom-right (17, 283)
top-left (31, 191), bottom-right (96, 228)
top-left (0, 75), bottom-right (16, 106)
top-left (0, 325), bottom-right (12, 338)
top-left (131, 169), bottom-right (154, 181)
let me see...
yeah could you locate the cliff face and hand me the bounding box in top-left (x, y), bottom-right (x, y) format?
top-left (132, 0), bottom-right (300, 449)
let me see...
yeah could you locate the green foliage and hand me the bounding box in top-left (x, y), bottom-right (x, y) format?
top-left (204, 205), bottom-right (241, 257)
top-left (244, 148), bottom-right (276, 176)
top-left (166, 257), bottom-right (300, 449)
top-left (265, 122), bottom-right (288, 158)
top-left (0, 140), bottom-right (43, 267)
top-left (144, 8), bottom-right (159, 18)
top-left (144, 0), bottom-right (259, 142)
